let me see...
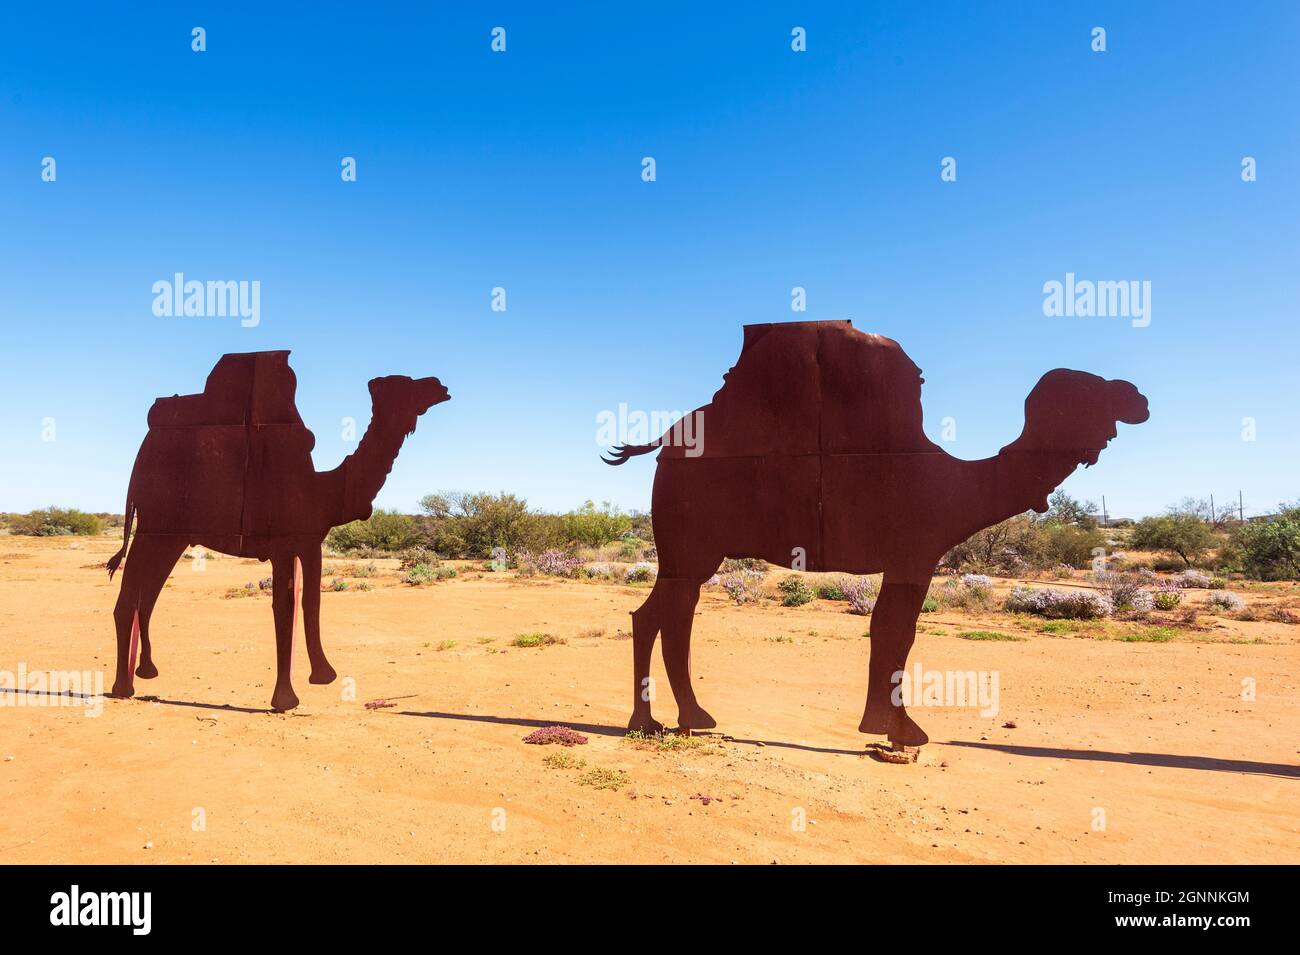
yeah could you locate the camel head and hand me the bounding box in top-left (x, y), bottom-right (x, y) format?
top-left (367, 375), bottom-right (451, 434)
top-left (1003, 369), bottom-right (1149, 511)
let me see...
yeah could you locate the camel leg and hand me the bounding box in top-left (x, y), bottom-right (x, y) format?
top-left (659, 577), bottom-right (715, 731)
top-left (300, 547), bottom-right (336, 684)
top-left (859, 576), bottom-right (930, 746)
top-left (269, 554), bottom-right (300, 712)
top-left (628, 582), bottom-right (665, 733)
top-left (110, 536), bottom-right (184, 697)
top-left (134, 540), bottom-right (186, 680)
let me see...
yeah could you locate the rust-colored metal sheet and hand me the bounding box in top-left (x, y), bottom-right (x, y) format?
top-left (605, 320), bottom-right (1148, 746)
top-left (106, 351), bottom-right (449, 711)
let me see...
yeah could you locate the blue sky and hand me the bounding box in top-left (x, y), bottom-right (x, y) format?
top-left (1, 2), bottom-right (1296, 520)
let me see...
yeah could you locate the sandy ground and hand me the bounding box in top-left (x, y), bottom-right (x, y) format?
top-left (1, 535), bottom-right (1297, 864)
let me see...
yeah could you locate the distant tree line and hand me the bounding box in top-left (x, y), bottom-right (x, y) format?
top-left (5, 491), bottom-right (1297, 581)
top-left (324, 494), bottom-right (651, 558)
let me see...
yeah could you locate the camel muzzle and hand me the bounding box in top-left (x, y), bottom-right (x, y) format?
top-left (1110, 380), bottom-right (1150, 425)
top-left (415, 376), bottom-right (451, 408)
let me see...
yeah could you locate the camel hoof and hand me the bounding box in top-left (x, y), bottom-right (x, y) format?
top-left (887, 712), bottom-right (929, 747)
top-left (677, 705), bottom-right (717, 730)
top-left (135, 661), bottom-right (159, 679)
top-left (627, 713), bottom-right (664, 735)
top-left (109, 681), bottom-right (134, 700)
top-left (270, 688), bottom-right (300, 712)
top-left (309, 665), bottom-right (337, 685)
top-left (859, 709), bottom-right (929, 745)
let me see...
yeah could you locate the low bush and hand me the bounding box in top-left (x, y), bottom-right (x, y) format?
top-left (514, 548), bottom-right (583, 578)
top-left (933, 576), bottom-right (995, 612)
top-left (778, 574), bottom-right (814, 607)
top-left (1004, 587), bottom-right (1113, 619)
top-left (523, 725), bottom-right (588, 746)
top-left (1153, 589), bottom-right (1181, 610)
top-left (718, 569), bottom-right (765, 605)
top-left (625, 561), bottom-right (657, 583)
top-left (1206, 591), bottom-right (1245, 612)
top-left (511, 632), bottom-right (565, 648)
top-left (815, 578), bottom-right (846, 601)
top-left (1107, 575), bottom-right (1154, 614)
top-left (842, 576), bottom-right (876, 615)
top-left (402, 563), bottom-right (437, 585)
top-left (397, 547), bottom-right (439, 570)
top-left (1175, 569), bottom-right (1213, 589)
top-left (958, 630), bottom-right (1026, 641)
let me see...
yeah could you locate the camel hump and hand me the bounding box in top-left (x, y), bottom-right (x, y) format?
top-left (133, 351), bottom-right (318, 540)
top-left (146, 351), bottom-right (307, 430)
top-left (657, 320), bottom-right (937, 459)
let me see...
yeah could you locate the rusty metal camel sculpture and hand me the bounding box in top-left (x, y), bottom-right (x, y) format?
top-left (106, 351), bottom-right (449, 711)
top-left (604, 321), bottom-right (1149, 746)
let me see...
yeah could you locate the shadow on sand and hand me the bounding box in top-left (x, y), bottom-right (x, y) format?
top-left (945, 740), bottom-right (1299, 779)
top-left (397, 709), bottom-right (871, 755)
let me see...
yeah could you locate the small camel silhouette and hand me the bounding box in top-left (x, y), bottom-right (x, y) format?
top-left (604, 321), bottom-right (1148, 746)
top-left (106, 351), bottom-right (449, 711)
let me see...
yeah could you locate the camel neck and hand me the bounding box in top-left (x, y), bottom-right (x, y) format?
top-left (338, 412), bottom-right (409, 522)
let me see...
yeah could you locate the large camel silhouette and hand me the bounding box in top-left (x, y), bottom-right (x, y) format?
top-left (604, 321), bottom-right (1148, 746)
top-left (106, 351), bottom-right (449, 711)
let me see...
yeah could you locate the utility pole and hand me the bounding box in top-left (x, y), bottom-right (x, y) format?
top-left (1101, 496), bottom-right (1108, 527)
top-left (1239, 490), bottom-right (1245, 522)
top-left (1210, 494), bottom-right (1216, 523)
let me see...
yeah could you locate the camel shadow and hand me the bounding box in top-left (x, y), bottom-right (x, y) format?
top-left (397, 710), bottom-right (869, 755)
top-left (945, 741), bottom-right (1300, 779)
top-left (0, 687), bottom-right (103, 702)
top-left (711, 736), bottom-right (871, 756)
top-left (128, 695), bottom-right (271, 715)
top-left (398, 710), bottom-right (628, 739)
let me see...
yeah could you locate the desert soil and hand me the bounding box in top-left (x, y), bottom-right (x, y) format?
top-left (2, 535), bottom-right (1297, 864)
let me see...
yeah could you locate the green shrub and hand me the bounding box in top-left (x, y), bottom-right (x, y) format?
top-left (777, 574), bottom-right (814, 607)
top-left (397, 546), bottom-right (439, 570)
top-left (1231, 506), bottom-right (1300, 580)
top-left (1116, 627), bottom-right (1177, 642)
top-left (327, 509), bottom-right (421, 554)
top-left (402, 563), bottom-right (437, 585)
top-left (511, 632), bottom-right (564, 648)
top-left (8, 507), bottom-right (104, 537)
top-left (1153, 590), bottom-right (1181, 610)
top-left (941, 512), bottom-right (1106, 573)
top-left (815, 578), bottom-right (846, 601)
top-left (561, 500), bottom-right (633, 548)
top-left (420, 491), bottom-right (563, 558)
top-left (958, 630), bottom-right (1026, 641)
top-left (1130, 513), bottom-right (1217, 568)
top-left (577, 766), bottom-right (629, 790)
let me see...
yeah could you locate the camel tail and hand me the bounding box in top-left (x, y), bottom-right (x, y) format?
top-left (601, 443), bottom-right (658, 466)
top-left (106, 499), bottom-right (134, 580)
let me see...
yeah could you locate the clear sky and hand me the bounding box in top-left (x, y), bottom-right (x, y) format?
top-left (1, 2), bottom-right (1296, 520)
